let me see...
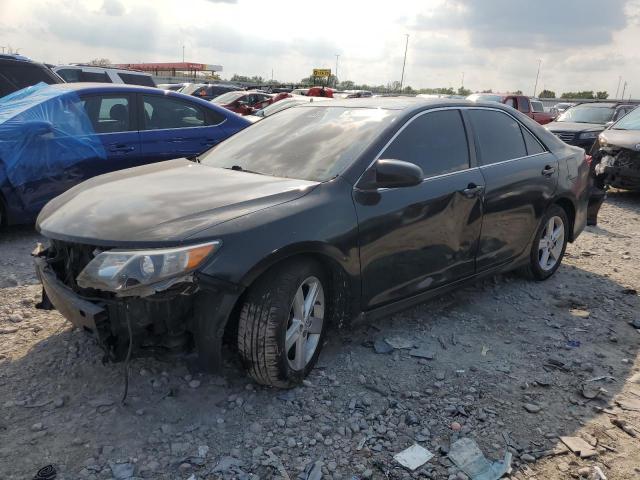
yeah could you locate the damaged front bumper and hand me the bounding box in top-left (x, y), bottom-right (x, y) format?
top-left (595, 149), bottom-right (640, 191)
top-left (34, 243), bottom-right (242, 371)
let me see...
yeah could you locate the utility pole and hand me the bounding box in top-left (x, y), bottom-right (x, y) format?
top-left (461, 72), bottom-right (465, 90)
top-left (182, 45), bottom-right (185, 63)
top-left (399, 34), bottom-right (409, 92)
top-left (271, 68), bottom-right (274, 82)
top-left (622, 81), bottom-right (628, 99)
top-left (533, 58), bottom-right (542, 97)
top-left (335, 54), bottom-right (340, 88)
top-left (615, 76), bottom-right (622, 99)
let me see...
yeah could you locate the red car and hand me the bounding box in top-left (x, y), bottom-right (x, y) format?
top-left (291, 86), bottom-right (334, 98)
top-left (467, 93), bottom-right (555, 125)
top-left (212, 90), bottom-right (273, 115)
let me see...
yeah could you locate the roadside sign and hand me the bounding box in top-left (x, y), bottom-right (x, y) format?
top-left (313, 69), bottom-right (331, 78)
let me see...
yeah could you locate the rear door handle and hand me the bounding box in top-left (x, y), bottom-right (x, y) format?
top-left (462, 183), bottom-right (485, 198)
top-left (542, 165), bottom-right (556, 176)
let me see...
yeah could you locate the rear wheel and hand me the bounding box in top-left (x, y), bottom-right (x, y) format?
top-left (237, 259), bottom-right (329, 388)
top-left (524, 205), bottom-right (569, 280)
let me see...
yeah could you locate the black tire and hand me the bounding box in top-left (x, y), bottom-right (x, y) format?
top-left (524, 204), bottom-right (569, 281)
top-left (237, 259), bottom-right (330, 388)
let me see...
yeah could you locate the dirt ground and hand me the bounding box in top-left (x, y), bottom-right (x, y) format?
top-left (1, 192), bottom-right (639, 480)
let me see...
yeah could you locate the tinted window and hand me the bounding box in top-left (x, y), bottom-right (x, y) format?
top-left (381, 110), bottom-right (469, 178)
top-left (201, 106), bottom-right (395, 181)
top-left (531, 101), bottom-right (544, 113)
top-left (468, 109), bottom-right (527, 164)
top-left (0, 63), bottom-right (61, 90)
top-left (143, 95), bottom-right (207, 129)
top-left (517, 98), bottom-right (530, 113)
top-left (80, 71), bottom-right (111, 82)
top-left (557, 105), bottom-right (615, 124)
top-left (82, 96), bottom-right (131, 133)
top-left (118, 72), bottom-right (155, 87)
top-left (522, 127), bottom-right (545, 155)
top-left (56, 68), bottom-right (81, 82)
top-left (504, 98), bottom-right (516, 108)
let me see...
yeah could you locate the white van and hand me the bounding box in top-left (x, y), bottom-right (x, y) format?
top-left (53, 65), bottom-right (155, 87)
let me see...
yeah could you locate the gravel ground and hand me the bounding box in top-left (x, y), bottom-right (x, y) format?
top-left (1, 192), bottom-right (639, 480)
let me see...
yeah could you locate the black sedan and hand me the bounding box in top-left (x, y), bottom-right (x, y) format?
top-left (34, 98), bottom-right (590, 388)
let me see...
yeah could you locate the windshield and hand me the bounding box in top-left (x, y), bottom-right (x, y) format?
top-left (531, 101), bottom-right (544, 113)
top-left (467, 94), bottom-right (504, 103)
top-left (557, 105), bottom-right (615, 124)
top-left (180, 84), bottom-right (205, 95)
top-left (212, 91), bottom-right (246, 104)
top-left (201, 106), bottom-right (394, 181)
top-left (612, 106), bottom-right (640, 130)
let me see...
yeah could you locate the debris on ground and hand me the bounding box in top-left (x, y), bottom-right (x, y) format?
top-left (448, 438), bottom-right (512, 480)
top-left (560, 436), bottom-right (598, 458)
top-left (393, 444), bottom-right (434, 471)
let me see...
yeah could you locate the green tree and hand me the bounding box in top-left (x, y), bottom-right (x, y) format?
top-left (88, 58), bottom-right (111, 66)
top-left (596, 91), bottom-right (609, 99)
top-left (457, 86), bottom-right (472, 96)
top-left (561, 91), bottom-right (594, 99)
top-left (538, 89), bottom-right (556, 98)
top-left (481, 89), bottom-right (493, 93)
top-left (513, 89), bottom-right (523, 95)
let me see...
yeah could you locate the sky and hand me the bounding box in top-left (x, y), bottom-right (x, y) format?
top-left (1, 0), bottom-right (639, 96)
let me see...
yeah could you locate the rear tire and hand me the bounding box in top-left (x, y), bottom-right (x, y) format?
top-left (237, 259), bottom-right (329, 388)
top-left (524, 205), bottom-right (569, 281)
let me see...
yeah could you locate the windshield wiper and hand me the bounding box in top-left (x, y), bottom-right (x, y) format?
top-left (226, 165), bottom-right (265, 176)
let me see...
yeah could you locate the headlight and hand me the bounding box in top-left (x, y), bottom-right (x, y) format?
top-left (579, 131), bottom-right (600, 140)
top-left (76, 241), bottom-right (221, 293)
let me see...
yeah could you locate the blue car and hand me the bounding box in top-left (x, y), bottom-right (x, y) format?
top-left (0, 83), bottom-right (250, 226)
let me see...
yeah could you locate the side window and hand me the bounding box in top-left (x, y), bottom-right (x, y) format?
top-left (56, 69), bottom-right (81, 82)
top-left (381, 110), bottom-right (470, 178)
top-left (142, 95), bottom-right (207, 130)
top-left (117, 73), bottom-right (155, 87)
top-left (517, 97), bottom-right (530, 113)
top-left (468, 109), bottom-right (527, 165)
top-left (80, 70), bottom-right (111, 82)
top-left (521, 127), bottom-right (546, 155)
top-left (504, 98), bottom-right (516, 108)
top-left (81, 96), bottom-right (131, 134)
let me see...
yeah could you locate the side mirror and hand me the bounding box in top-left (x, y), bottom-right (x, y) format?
top-left (26, 120), bottom-right (54, 136)
top-left (359, 159), bottom-right (423, 189)
top-left (605, 121), bottom-right (614, 128)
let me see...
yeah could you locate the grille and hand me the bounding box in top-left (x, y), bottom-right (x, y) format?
top-left (48, 240), bottom-right (98, 290)
top-left (553, 131), bottom-right (576, 143)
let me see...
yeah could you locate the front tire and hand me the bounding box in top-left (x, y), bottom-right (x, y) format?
top-left (237, 259), bottom-right (329, 388)
top-left (525, 205), bottom-right (569, 280)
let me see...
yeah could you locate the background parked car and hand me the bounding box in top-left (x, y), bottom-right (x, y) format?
top-left (157, 83), bottom-right (188, 91)
top-left (54, 65), bottom-right (156, 87)
top-left (212, 90), bottom-right (273, 115)
top-left (180, 83), bottom-right (243, 101)
top-left (291, 86), bottom-right (334, 98)
top-left (467, 93), bottom-right (555, 125)
top-left (0, 54), bottom-right (63, 98)
top-left (549, 102), bottom-right (576, 118)
top-left (245, 95), bottom-right (333, 122)
top-left (545, 102), bottom-right (637, 150)
top-left (0, 83), bottom-right (250, 226)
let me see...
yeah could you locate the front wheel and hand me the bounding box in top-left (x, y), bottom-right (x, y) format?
top-left (237, 259), bottom-right (329, 388)
top-left (524, 205), bottom-right (569, 281)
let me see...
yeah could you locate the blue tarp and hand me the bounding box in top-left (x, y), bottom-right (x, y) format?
top-left (0, 82), bottom-right (106, 188)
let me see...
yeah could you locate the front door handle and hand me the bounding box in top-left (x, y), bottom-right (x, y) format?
top-left (542, 165), bottom-right (556, 176)
top-left (462, 183), bottom-right (485, 198)
top-left (109, 144), bottom-right (135, 153)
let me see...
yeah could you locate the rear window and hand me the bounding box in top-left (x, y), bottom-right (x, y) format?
top-left (80, 71), bottom-right (110, 83)
top-left (0, 63), bottom-right (61, 94)
top-left (118, 72), bottom-right (155, 87)
top-left (468, 109), bottom-right (527, 164)
top-left (531, 101), bottom-right (544, 113)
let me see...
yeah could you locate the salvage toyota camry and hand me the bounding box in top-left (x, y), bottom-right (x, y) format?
top-left (34, 98), bottom-right (590, 388)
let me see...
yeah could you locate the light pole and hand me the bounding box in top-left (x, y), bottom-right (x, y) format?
top-left (615, 76), bottom-right (622, 99)
top-left (533, 58), bottom-right (542, 97)
top-left (399, 34), bottom-right (409, 92)
top-left (335, 54), bottom-right (340, 87)
top-left (182, 45), bottom-right (185, 63)
top-left (461, 72), bottom-right (465, 91)
top-left (622, 81), bottom-right (628, 99)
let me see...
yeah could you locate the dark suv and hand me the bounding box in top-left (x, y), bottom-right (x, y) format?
top-left (0, 54), bottom-right (63, 98)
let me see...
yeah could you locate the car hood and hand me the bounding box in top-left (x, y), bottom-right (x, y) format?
top-left (599, 129), bottom-right (640, 150)
top-left (546, 121), bottom-right (604, 133)
top-left (37, 159), bottom-right (319, 246)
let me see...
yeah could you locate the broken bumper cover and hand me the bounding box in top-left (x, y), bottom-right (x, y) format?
top-left (595, 153), bottom-right (640, 190)
top-left (35, 256), bottom-right (107, 335)
top-left (34, 255), bottom-right (242, 371)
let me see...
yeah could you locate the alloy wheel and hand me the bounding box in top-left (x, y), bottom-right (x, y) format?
top-left (285, 276), bottom-right (325, 370)
top-left (538, 215), bottom-right (565, 271)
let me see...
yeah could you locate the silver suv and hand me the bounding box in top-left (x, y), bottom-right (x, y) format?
top-left (54, 65), bottom-right (155, 87)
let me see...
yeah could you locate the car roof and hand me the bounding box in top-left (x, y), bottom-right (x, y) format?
top-left (299, 96), bottom-right (480, 111)
top-left (46, 82), bottom-right (163, 94)
top-left (573, 102), bottom-right (620, 108)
